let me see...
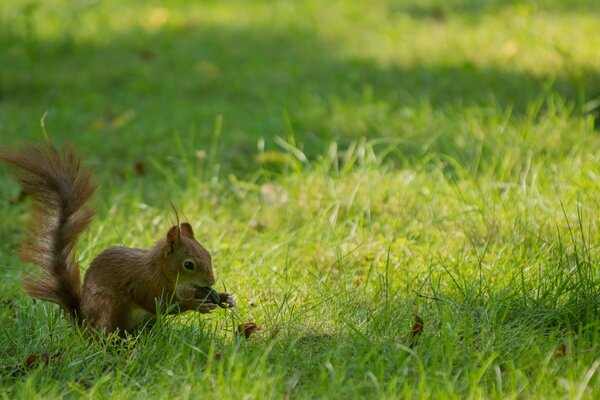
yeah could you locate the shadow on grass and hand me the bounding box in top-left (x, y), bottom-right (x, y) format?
top-left (1, 8), bottom-right (598, 173)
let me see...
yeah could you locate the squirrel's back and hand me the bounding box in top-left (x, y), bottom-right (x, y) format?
top-left (82, 246), bottom-right (152, 292)
top-left (1, 142), bottom-right (96, 320)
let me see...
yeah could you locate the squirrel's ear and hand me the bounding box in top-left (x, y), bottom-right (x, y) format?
top-left (180, 223), bottom-right (195, 239)
top-left (167, 225), bottom-right (180, 241)
top-left (166, 225), bottom-right (180, 254)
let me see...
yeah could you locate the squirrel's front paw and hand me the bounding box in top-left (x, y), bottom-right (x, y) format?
top-left (195, 300), bottom-right (218, 314)
top-left (217, 292), bottom-right (236, 308)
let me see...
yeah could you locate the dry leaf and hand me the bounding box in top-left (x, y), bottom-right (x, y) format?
top-left (353, 276), bottom-right (367, 286)
top-left (133, 161), bottom-right (146, 176)
top-left (138, 49), bottom-right (156, 61)
top-left (237, 323), bottom-right (259, 339)
top-left (408, 313), bottom-right (424, 349)
top-left (1, 351), bottom-right (62, 377)
top-left (25, 355), bottom-right (39, 368)
top-left (555, 344), bottom-right (570, 357)
top-left (25, 352), bottom-right (63, 369)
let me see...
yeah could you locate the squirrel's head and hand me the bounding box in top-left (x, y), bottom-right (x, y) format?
top-left (161, 223), bottom-right (216, 297)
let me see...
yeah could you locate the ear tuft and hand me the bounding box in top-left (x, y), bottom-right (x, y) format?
top-left (180, 222), bottom-right (195, 239)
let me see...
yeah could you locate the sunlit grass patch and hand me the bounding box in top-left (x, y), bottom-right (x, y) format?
top-left (1, 0), bottom-right (599, 398)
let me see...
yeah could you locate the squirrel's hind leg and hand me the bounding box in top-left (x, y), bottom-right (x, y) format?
top-left (81, 292), bottom-right (129, 337)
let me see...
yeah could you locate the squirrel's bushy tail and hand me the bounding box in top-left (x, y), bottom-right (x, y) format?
top-left (1, 143), bottom-right (96, 320)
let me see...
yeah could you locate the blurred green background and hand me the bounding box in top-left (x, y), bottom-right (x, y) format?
top-left (2, 0), bottom-right (599, 177)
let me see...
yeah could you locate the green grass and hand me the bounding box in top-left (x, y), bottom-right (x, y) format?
top-left (1, 0), bottom-right (599, 398)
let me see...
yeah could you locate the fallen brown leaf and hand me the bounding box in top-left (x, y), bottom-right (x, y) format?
top-left (25, 352), bottom-right (63, 369)
top-left (555, 344), bottom-right (571, 357)
top-left (138, 48), bottom-right (156, 61)
top-left (237, 323), bottom-right (259, 339)
top-left (133, 160), bottom-right (146, 176)
top-left (408, 313), bottom-right (424, 349)
top-left (25, 355), bottom-right (39, 368)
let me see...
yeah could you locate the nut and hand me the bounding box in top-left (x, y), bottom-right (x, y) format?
top-left (194, 286), bottom-right (221, 304)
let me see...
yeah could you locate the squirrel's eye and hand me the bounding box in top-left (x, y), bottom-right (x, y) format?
top-left (183, 261), bottom-right (195, 271)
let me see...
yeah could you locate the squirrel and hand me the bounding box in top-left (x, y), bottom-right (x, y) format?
top-left (1, 142), bottom-right (234, 337)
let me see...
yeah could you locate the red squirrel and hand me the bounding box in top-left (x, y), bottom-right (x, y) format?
top-left (1, 142), bottom-right (234, 337)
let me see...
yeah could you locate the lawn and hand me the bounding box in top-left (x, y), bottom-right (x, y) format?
top-left (1, 0), bottom-right (599, 398)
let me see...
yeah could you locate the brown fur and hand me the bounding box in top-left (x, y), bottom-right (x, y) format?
top-left (1, 143), bottom-right (95, 320)
top-left (2, 142), bottom-right (233, 337)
